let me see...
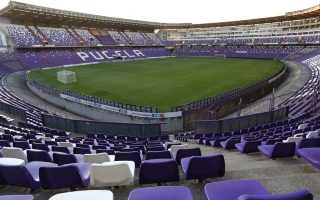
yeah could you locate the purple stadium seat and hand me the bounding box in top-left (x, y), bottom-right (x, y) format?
top-left (181, 154), bottom-right (225, 181)
top-left (297, 138), bottom-right (320, 149)
top-left (32, 143), bottom-right (50, 152)
top-left (0, 140), bottom-right (11, 148)
top-left (139, 159), bottom-right (179, 184)
top-left (13, 141), bottom-right (30, 150)
top-left (235, 140), bottom-right (262, 153)
top-left (0, 195), bottom-right (34, 200)
top-left (205, 179), bottom-right (313, 200)
top-left (39, 163), bottom-right (90, 190)
top-left (296, 148), bottom-right (320, 169)
top-left (205, 180), bottom-right (270, 200)
top-left (145, 150), bottom-right (172, 160)
top-left (51, 146), bottom-right (70, 154)
top-left (238, 189), bottom-right (313, 200)
top-left (115, 151), bottom-right (142, 168)
top-left (146, 146), bottom-right (165, 152)
top-left (220, 137), bottom-right (241, 150)
top-left (128, 186), bottom-right (193, 200)
top-left (52, 152), bottom-right (78, 165)
top-left (175, 148), bottom-right (201, 164)
top-left (73, 147), bottom-right (91, 154)
top-left (258, 142), bottom-right (296, 159)
top-left (27, 150), bottom-right (53, 162)
top-left (0, 161), bottom-right (57, 192)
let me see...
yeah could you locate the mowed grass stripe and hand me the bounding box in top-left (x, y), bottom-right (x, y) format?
top-left (28, 57), bottom-right (283, 112)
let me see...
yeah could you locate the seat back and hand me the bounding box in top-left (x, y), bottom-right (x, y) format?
top-left (57, 142), bottom-right (73, 148)
top-left (146, 151), bottom-right (172, 160)
top-left (298, 138), bottom-right (320, 149)
top-left (186, 154), bottom-right (225, 179)
top-left (0, 140), bottom-right (10, 147)
top-left (244, 140), bottom-right (261, 150)
top-left (32, 143), bottom-right (50, 152)
top-left (1, 147), bottom-right (27, 162)
top-left (0, 165), bottom-right (37, 189)
top-left (83, 153), bottom-right (110, 164)
top-left (39, 165), bottom-right (83, 189)
top-left (115, 151), bottom-right (141, 167)
top-left (273, 142), bottom-right (296, 157)
top-left (27, 150), bottom-right (52, 162)
top-left (52, 153), bottom-right (77, 165)
top-left (176, 148), bottom-right (201, 164)
top-left (76, 143), bottom-right (90, 149)
top-left (73, 147), bottom-right (91, 154)
top-left (13, 141), bottom-right (30, 150)
top-left (169, 144), bottom-right (189, 159)
top-left (51, 146), bottom-right (70, 154)
top-left (91, 161), bottom-right (134, 186)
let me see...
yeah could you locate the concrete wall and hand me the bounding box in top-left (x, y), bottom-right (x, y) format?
top-left (27, 81), bottom-right (183, 133)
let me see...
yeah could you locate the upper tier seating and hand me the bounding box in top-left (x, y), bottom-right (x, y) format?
top-left (125, 32), bottom-right (146, 45)
top-left (108, 31), bottom-right (129, 45)
top-left (38, 27), bottom-right (79, 46)
top-left (6, 24), bottom-right (41, 47)
top-left (74, 29), bottom-right (100, 46)
top-left (145, 33), bottom-right (163, 45)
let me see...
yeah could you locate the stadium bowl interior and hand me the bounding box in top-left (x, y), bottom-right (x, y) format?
top-left (0, 1), bottom-right (320, 200)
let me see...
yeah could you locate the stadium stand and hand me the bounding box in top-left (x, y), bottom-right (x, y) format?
top-left (0, 1), bottom-right (320, 200)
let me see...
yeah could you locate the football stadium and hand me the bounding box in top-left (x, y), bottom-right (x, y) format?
top-left (0, 0), bottom-right (320, 200)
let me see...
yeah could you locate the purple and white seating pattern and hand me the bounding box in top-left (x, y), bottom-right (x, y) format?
top-left (145, 33), bottom-right (163, 45)
top-left (108, 31), bottom-right (130, 45)
top-left (38, 27), bottom-right (79, 46)
top-left (6, 24), bottom-right (41, 47)
top-left (173, 46), bottom-right (305, 59)
top-left (74, 29), bottom-right (100, 46)
top-left (168, 34), bottom-right (320, 46)
top-left (0, 74), bottom-right (44, 126)
top-left (124, 32), bottom-right (147, 45)
top-left (280, 54), bottom-right (320, 118)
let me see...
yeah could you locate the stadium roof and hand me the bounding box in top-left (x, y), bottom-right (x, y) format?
top-left (0, 1), bottom-right (189, 31)
top-left (1, 1), bottom-right (320, 30)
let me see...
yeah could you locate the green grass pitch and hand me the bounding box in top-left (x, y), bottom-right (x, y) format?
top-left (28, 57), bottom-right (283, 112)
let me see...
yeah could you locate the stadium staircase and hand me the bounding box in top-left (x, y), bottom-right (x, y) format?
top-left (66, 28), bottom-right (83, 45)
top-left (89, 29), bottom-right (116, 45)
top-left (141, 33), bottom-right (154, 45)
top-left (33, 26), bottom-right (50, 44)
top-left (120, 31), bottom-right (132, 44)
top-left (25, 25), bottom-right (45, 45)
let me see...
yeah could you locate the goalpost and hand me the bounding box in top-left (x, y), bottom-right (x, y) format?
top-left (57, 70), bottom-right (77, 84)
top-left (213, 54), bottom-right (226, 59)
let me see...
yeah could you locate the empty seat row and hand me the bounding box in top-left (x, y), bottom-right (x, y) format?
top-left (0, 152), bottom-right (226, 189)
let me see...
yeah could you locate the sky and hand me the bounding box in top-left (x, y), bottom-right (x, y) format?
top-left (0, 0), bottom-right (319, 24)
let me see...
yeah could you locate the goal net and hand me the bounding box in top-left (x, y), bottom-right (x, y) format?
top-left (57, 70), bottom-right (77, 84)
